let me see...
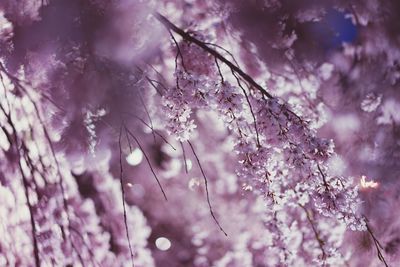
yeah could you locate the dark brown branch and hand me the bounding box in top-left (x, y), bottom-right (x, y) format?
top-left (203, 42), bottom-right (241, 67)
top-left (365, 220), bottom-right (390, 267)
top-left (317, 164), bottom-right (331, 192)
top-left (145, 63), bottom-right (169, 87)
top-left (154, 12), bottom-right (274, 99)
top-left (169, 30), bottom-right (187, 72)
top-left (214, 57), bottom-right (224, 84)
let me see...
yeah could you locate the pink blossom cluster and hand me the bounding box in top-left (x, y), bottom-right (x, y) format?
top-left (1, 0), bottom-right (399, 266)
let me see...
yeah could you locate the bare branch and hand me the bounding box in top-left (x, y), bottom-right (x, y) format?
top-left (188, 141), bottom-right (228, 236)
top-left (118, 125), bottom-right (136, 267)
top-left (180, 141), bottom-right (188, 174)
top-left (365, 219), bottom-right (390, 267)
top-left (124, 125), bottom-right (168, 201)
top-left (299, 205), bottom-right (327, 262)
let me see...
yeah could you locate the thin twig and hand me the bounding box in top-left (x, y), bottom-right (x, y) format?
top-left (69, 226), bottom-right (99, 267)
top-left (118, 125), bottom-right (135, 267)
top-left (317, 164), bottom-right (330, 191)
top-left (202, 42), bottom-right (241, 67)
top-left (231, 70), bottom-right (261, 147)
top-left (299, 205), bottom-right (327, 262)
top-left (214, 57), bottom-right (224, 84)
top-left (121, 111), bottom-right (177, 151)
top-left (138, 91), bottom-right (156, 142)
top-left (145, 76), bottom-right (164, 95)
top-left (1, 71), bottom-right (87, 263)
top-left (145, 63), bottom-right (169, 85)
top-left (187, 141), bottom-right (227, 236)
top-left (180, 142), bottom-right (188, 174)
top-left (124, 126), bottom-right (168, 201)
top-left (365, 219), bottom-right (390, 267)
top-left (169, 30), bottom-right (187, 72)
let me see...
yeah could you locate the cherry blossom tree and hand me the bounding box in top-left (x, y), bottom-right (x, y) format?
top-left (0, 0), bottom-right (398, 266)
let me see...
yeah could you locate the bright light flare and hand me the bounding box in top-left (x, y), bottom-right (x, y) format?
top-left (126, 148), bottom-right (143, 166)
top-left (185, 159), bottom-right (192, 171)
top-left (360, 175), bottom-right (379, 189)
top-left (155, 237), bottom-right (171, 251)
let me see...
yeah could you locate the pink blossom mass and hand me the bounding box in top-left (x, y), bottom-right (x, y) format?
top-left (0, 0), bottom-right (399, 266)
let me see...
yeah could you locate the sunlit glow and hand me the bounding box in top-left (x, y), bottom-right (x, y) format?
top-left (242, 183), bottom-right (253, 191)
top-left (143, 126), bottom-right (152, 134)
top-left (360, 175), bottom-right (379, 189)
top-left (126, 183), bottom-right (146, 198)
top-left (188, 177), bottom-right (201, 190)
top-left (328, 155), bottom-right (347, 175)
top-left (71, 157), bottom-right (85, 175)
top-left (126, 148), bottom-right (143, 166)
top-left (163, 158), bottom-right (181, 179)
top-left (155, 237), bottom-right (171, 251)
top-left (185, 159), bottom-right (192, 171)
top-left (130, 183), bottom-right (145, 198)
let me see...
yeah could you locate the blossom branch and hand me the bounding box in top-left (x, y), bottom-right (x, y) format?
top-left (154, 12), bottom-right (274, 99)
top-left (0, 63), bottom-right (72, 229)
top-left (231, 70), bottom-right (261, 147)
top-left (0, 103), bottom-right (41, 267)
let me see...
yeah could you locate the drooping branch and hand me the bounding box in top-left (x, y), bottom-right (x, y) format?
top-left (299, 205), bottom-right (327, 262)
top-left (0, 103), bottom-right (41, 267)
top-left (118, 125), bottom-right (135, 267)
top-left (231, 70), bottom-right (261, 147)
top-left (121, 111), bottom-right (177, 151)
top-left (153, 12), bottom-right (274, 99)
top-left (365, 220), bottom-right (390, 267)
top-left (0, 63), bottom-right (74, 248)
top-left (180, 142), bottom-right (188, 174)
top-left (137, 91), bottom-right (156, 142)
top-left (188, 141), bottom-right (228, 236)
top-left (124, 125), bottom-right (168, 201)
top-left (154, 13), bottom-right (305, 128)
